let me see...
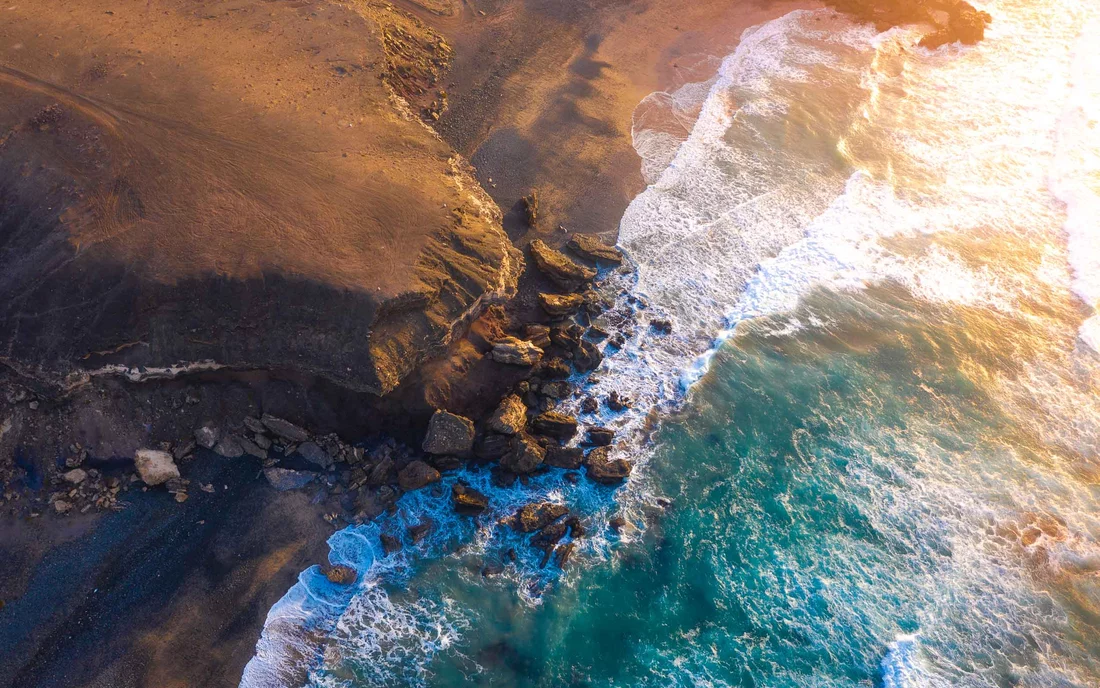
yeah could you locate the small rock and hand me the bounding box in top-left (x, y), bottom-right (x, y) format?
top-left (585, 426), bottom-right (614, 447)
top-left (524, 324), bottom-right (552, 349)
top-left (488, 395), bottom-right (527, 435)
top-left (573, 339), bottom-right (603, 373)
top-left (261, 414), bottom-right (310, 443)
top-left (194, 422), bottom-right (220, 449)
top-left (553, 542), bottom-right (576, 568)
top-left (53, 499), bottom-right (73, 514)
top-left (585, 447), bottom-right (633, 485)
top-left (650, 318), bottom-right (673, 334)
top-left (522, 189), bottom-right (539, 227)
top-left (609, 516), bottom-right (627, 532)
top-left (500, 434), bottom-right (546, 474)
top-left (567, 233), bottom-right (623, 265)
top-left (214, 434), bottom-right (245, 458)
top-left (581, 396), bottom-right (599, 414)
top-left (397, 460), bottom-right (441, 491)
top-left (62, 468), bottom-right (87, 484)
top-left (422, 410), bottom-right (475, 455)
top-left (531, 522), bottom-right (568, 551)
top-left (134, 449), bottom-right (180, 486)
top-left (321, 564), bottom-right (358, 585)
top-left (298, 441), bottom-right (334, 469)
top-left (264, 467), bottom-right (317, 491)
top-left (606, 390), bottom-right (631, 412)
top-left (538, 292), bottom-right (585, 317)
top-left (428, 454), bottom-right (463, 472)
top-left (409, 520), bottom-right (434, 542)
top-left (532, 411), bottom-right (578, 441)
top-left (175, 492), bottom-right (189, 503)
top-left (239, 436), bottom-right (268, 460)
top-left (173, 439), bottom-right (196, 461)
top-left (452, 482), bottom-right (490, 514)
top-left (511, 502), bottom-right (568, 533)
top-left (243, 416), bottom-right (267, 435)
top-left (539, 358), bottom-right (571, 380)
top-left (380, 533), bottom-right (403, 555)
top-left (491, 337), bottom-right (544, 366)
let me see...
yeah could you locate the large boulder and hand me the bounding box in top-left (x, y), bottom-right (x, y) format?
top-left (321, 564), bottom-right (358, 585)
top-left (134, 449), bottom-right (180, 486)
top-left (510, 502), bottom-right (568, 533)
top-left (585, 447), bottom-right (633, 485)
top-left (544, 446), bottom-right (585, 470)
top-left (398, 461), bottom-right (441, 491)
top-left (532, 412), bottom-right (578, 441)
top-left (491, 337), bottom-right (544, 366)
top-left (0, 0), bottom-right (521, 398)
top-left (422, 410), bottom-right (475, 455)
top-left (567, 234), bottom-right (623, 265)
top-left (488, 395), bottom-right (527, 435)
top-left (528, 240), bottom-right (596, 292)
top-left (297, 442), bottom-right (334, 470)
top-left (500, 434), bottom-right (546, 475)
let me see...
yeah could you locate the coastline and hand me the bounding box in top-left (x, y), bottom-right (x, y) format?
top-left (0, 0), bottom-right (1004, 686)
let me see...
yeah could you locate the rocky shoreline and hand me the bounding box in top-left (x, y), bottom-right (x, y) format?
top-left (0, 0), bottom-right (997, 684)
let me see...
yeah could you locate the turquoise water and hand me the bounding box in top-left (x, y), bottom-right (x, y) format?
top-left (244, 1), bottom-right (1100, 685)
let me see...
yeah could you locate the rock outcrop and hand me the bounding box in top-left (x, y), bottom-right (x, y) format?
top-left (585, 447), bottom-right (633, 485)
top-left (532, 412), bottom-right (578, 441)
top-left (567, 234), bottom-right (623, 265)
top-left (824, 0), bottom-right (992, 47)
top-left (422, 410), bottom-right (475, 455)
top-left (452, 482), bottom-right (490, 514)
top-left (528, 240), bottom-right (596, 291)
top-left (0, 0), bottom-right (521, 398)
top-left (501, 434), bottom-right (546, 474)
top-left (538, 293), bottom-right (586, 317)
top-left (510, 502), bottom-right (569, 533)
top-left (490, 337), bottom-right (544, 366)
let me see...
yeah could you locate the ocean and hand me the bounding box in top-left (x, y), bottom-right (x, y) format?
top-left (242, 0), bottom-right (1100, 685)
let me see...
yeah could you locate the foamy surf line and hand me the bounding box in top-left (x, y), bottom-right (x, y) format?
top-left (244, 0), bottom-right (1100, 683)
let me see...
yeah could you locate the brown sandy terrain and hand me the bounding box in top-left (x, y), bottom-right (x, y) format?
top-left (0, 0), bottom-right (520, 397)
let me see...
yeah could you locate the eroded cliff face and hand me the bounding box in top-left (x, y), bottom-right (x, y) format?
top-left (0, 0), bottom-right (520, 396)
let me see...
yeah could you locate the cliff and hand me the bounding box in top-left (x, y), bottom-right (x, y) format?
top-left (0, 0), bottom-right (521, 397)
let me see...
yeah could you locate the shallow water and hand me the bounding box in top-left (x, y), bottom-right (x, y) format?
top-left (244, 1), bottom-right (1100, 685)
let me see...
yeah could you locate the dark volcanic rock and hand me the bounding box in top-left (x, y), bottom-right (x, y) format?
top-left (538, 358), bottom-right (572, 380)
top-left (321, 564), bottom-right (358, 585)
top-left (297, 442), bottom-right (334, 470)
top-left (380, 534), bottom-right (403, 555)
top-left (422, 410), bottom-right (475, 455)
top-left (511, 502), bottom-right (568, 533)
top-left (261, 415), bottom-right (310, 443)
top-left (452, 482), bottom-right (490, 514)
top-left (529, 240), bottom-right (597, 291)
top-left (488, 394), bottom-right (527, 435)
top-left (585, 426), bottom-right (614, 447)
top-left (573, 339), bottom-right (603, 373)
top-left (474, 432), bottom-right (512, 461)
top-left (567, 234), bottom-right (623, 265)
top-left (500, 434), bottom-right (546, 474)
top-left (544, 446), bottom-right (585, 469)
top-left (531, 523), bottom-right (568, 550)
top-left (194, 422), bottom-right (220, 449)
top-left (0, 0), bottom-right (522, 397)
top-left (397, 461), bottom-right (441, 491)
top-left (264, 468), bottom-right (317, 492)
top-left (532, 412), bottom-right (578, 441)
top-left (553, 542), bottom-right (576, 569)
top-left (585, 447), bottom-right (633, 485)
top-left (606, 391), bottom-right (632, 412)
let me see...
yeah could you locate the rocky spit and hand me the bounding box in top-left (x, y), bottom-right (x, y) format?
top-left (0, 231), bottom-right (649, 577)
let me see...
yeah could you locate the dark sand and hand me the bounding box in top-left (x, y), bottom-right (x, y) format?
top-left (0, 1), bottom-right (815, 686)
